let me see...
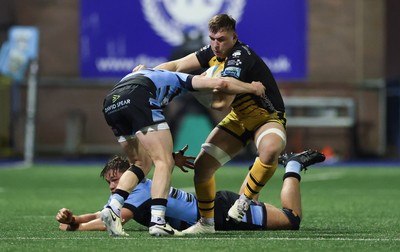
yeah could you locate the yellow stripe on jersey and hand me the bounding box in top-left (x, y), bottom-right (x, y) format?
top-left (232, 94), bottom-right (263, 116)
top-left (207, 57), bottom-right (265, 116)
top-left (207, 58), bottom-right (225, 77)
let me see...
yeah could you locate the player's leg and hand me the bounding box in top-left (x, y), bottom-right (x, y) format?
top-left (110, 138), bottom-right (152, 208)
top-left (261, 171), bottom-right (303, 230)
top-left (121, 136), bottom-right (153, 172)
top-left (101, 137), bottom-right (152, 236)
top-left (136, 128), bottom-right (173, 200)
top-left (266, 149), bottom-right (326, 230)
top-left (183, 127), bottom-right (242, 234)
top-left (116, 138), bottom-right (153, 192)
top-left (281, 149), bottom-right (326, 217)
top-left (247, 122), bottom-right (286, 198)
top-left (228, 122), bottom-right (286, 222)
top-left (101, 88), bottom-right (153, 236)
top-left (136, 126), bottom-right (184, 236)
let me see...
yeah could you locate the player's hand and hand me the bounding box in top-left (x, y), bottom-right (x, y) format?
top-left (132, 64), bottom-right (146, 72)
top-left (58, 223), bottom-right (69, 231)
top-left (56, 208), bottom-right (73, 224)
top-left (59, 222), bottom-right (80, 231)
top-left (251, 81), bottom-right (265, 97)
top-left (173, 145), bottom-right (195, 172)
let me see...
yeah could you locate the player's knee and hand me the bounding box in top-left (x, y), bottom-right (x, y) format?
top-left (256, 128), bottom-right (286, 150)
top-left (282, 208), bottom-right (301, 230)
top-left (200, 143), bottom-right (231, 166)
top-left (256, 128), bottom-right (286, 163)
top-left (258, 146), bottom-right (281, 164)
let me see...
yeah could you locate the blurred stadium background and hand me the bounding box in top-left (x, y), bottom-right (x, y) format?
top-left (0, 0), bottom-right (399, 165)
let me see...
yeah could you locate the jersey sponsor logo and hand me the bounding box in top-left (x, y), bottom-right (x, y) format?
top-left (232, 50), bottom-right (241, 58)
top-left (199, 44), bottom-right (211, 52)
top-left (104, 99), bottom-right (131, 113)
top-left (112, 94), bottom-right (120, 103)
top-left (226, 59), bottom-right (242, 66)
top-left (222, 66), bottom-right (241, 79)
top-left (141, 0), bottom-right (246, 46)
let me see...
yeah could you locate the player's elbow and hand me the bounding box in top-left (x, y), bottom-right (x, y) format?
top-left (211, 100), bottom-right (229, 110)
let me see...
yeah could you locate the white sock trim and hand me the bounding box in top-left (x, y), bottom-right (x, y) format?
top-left (285, 160), bottom-right (301, 174)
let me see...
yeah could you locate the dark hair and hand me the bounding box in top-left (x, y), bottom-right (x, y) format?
top-left (100, 155), bottom-right (130, 179)
top-left (208, 14), bottom-right (236, 33)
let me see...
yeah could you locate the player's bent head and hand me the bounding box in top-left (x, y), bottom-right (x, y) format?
top-left (208, 13), bottom-right (236, 33)
top-left (100, 155), bottom-right (130, 179)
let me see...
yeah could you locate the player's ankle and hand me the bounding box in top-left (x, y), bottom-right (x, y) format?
top-left (201, 217), bottom-right (214, 225)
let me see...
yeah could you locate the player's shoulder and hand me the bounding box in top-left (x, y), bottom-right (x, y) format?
top-left (198, 44), bottom-right (211, 53)
top-left (195, 45), bottom-right (215, 68)
top-left (195, 44), bottom-right (212, 58)
top-left (230, 41), bottom-right (256, 58)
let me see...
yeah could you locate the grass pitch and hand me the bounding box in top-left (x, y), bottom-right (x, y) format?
top-left (0, 162), bottom-right (399, 251)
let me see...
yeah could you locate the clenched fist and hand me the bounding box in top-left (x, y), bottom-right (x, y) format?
top-left (56, 208), bottom-right (73, 224)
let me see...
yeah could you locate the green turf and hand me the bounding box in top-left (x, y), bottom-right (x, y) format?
top-left (0, 163), bottom-right (399, 251)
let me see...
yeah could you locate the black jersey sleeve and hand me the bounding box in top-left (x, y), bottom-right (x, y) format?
top-left (195, 45), bottom-right (216, 68)
top-left (221, 41), bottom-right (285, 113)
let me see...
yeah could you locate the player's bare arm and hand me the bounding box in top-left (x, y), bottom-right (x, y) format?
top-left (220, 77), bottom-right (265, 96)
top-left (154, 53), bottom-right (201, 72)
top-left (56, 208), bottom-right (100, 231)
top-left (192, 75), bottom-right (265, 96)
top-left (191, 77), bottom-right (262, 110)
top-left (57, 208), bottom-right (134, 231)
top-left (132, 64), bottom-right (146, 72)
top-left (209, 92), bottom-right (235, 110)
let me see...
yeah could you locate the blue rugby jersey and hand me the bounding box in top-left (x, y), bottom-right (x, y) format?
top-left (104, 181), bottom-right (267, 230)
top-left (105, 178), bottom-right (198, 229)
top-left (119, 69), bottom-right (195, 108)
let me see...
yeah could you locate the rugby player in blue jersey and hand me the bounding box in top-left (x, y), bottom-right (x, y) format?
top-left (100, 68), bottom-right (265, 237)
top-left (56, 150), bottom-right (325, 232)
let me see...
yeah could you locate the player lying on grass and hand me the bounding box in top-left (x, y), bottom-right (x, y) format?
top-left (56, 149), bottom-right (325, 232)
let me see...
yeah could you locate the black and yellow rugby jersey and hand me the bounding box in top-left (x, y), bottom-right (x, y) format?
top-left (195, 41), bottom-right (285, 114)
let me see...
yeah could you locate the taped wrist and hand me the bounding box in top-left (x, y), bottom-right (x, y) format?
top-left (67, 217), bottom-right (79, 231)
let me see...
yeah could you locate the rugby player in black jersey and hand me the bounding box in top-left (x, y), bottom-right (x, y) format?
top-left (151, 13), bottom-right (288, 234)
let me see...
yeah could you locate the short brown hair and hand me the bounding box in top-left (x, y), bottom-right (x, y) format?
top-left (100, 155), bottom-right (130, 179)
top-left (208, 14), bottom-right (236, 33)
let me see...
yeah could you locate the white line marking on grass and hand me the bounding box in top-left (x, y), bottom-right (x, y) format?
top-left (302, 171), bottom-right (345, 182)
top-left (2, 237), bottom-right (399, 242)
